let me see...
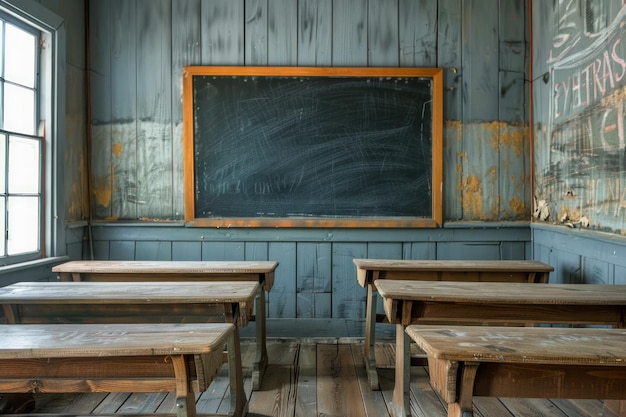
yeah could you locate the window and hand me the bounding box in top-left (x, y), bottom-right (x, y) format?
top-left (0, 15), bottom-right (41, 263)
top-left (0, 0), bottom-right (65, 267)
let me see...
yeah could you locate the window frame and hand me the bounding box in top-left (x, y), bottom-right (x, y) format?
top-left (0, 0), bottom-right (65, 266)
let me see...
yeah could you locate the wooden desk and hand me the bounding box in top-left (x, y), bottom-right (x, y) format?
top-left (52, 260), bottom-right (278, 390)
top-left (353, 259), bottom-right (553, 389)
top-left (375, 280), bottom-right (626, 417)
top-left (0, 322), bottom-right (247, 417)
top-left (406, 325), bottom-right (626, 417)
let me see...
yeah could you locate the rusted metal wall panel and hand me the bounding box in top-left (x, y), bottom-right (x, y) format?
top-left (532, 0), bottom-right (626, 235)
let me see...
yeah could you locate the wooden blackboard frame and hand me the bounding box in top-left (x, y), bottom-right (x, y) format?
top-left (183, 66), bottom-right (443, 228)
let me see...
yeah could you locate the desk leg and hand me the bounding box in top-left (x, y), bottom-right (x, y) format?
top-left (171, 355), bottom-right (197, 417)
top-left (252, 289), bottom-right (268, 391)
top-left (389, 323), bottom-right (411, 417)
top-left (226, 328), bottom-right (249, 417)
top-left (364, 284), bottom-right (379, 390)
top-left (446, 361), bottom-right (479, 417)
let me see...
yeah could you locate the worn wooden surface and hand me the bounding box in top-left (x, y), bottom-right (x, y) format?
top-left (52, 260), bottom-right (278, 290)
top-left (354, 258), bottom-right (552, 390)
top-left (0, 281), bottom-right (258, 327)
top-left (354, 258), bottom-right (554, 287)
top-left (0, 323), bottom-right (247, 417)
top-left (378, 280), bottom-right (626, 417)
top-left (82, 0), bottom-right (528, 223)
top-left (14, 338), bottom-right (620, 417)
top-left (407, 325), bottom-right (626, 417)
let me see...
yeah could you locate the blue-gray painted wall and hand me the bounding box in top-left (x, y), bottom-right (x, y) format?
top-left (6, 0), bottom-right (626, 337)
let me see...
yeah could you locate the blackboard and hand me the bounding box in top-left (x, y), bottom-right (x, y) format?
top-left (183, 66), bottom-right (442, 228)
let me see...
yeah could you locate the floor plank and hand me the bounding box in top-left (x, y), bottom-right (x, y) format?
top-left (16, 338), bottom-right (620, 417)
top-left (316, 343), bottom-right (365, 417)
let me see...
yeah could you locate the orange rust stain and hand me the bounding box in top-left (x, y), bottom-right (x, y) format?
top-left (463, 175), bottom-right (483, 217)
top-left (112, 143), bottom-right (123, 157)
top-left (445, 120), bottom-right (462, 141)
top-left (93, 174), bottom-right (112, 208)
top-left (509, 196), bottom-right (526, 216)
top-left (482, 121), bottom-right (527, 158)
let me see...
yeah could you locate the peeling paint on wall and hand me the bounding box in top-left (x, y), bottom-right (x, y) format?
top-left (462, 175), bottom-right (483, 217)
top-left (93, 172), bottom-right (112, 209)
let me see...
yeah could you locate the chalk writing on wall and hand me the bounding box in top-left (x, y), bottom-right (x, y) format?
top-left (541, 0), bottom-right (626, 231)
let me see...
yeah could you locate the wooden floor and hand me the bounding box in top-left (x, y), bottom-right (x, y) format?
top-left (14, 338), bottom-right (619, 417)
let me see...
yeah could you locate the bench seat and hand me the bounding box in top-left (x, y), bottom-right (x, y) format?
top-left (0, 323), bottom-right (247, 417)
top-left (406, 325), bottom-right (626, 417)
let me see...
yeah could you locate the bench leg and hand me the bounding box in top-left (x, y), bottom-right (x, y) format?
top-left (226, 328), bottom-right (249, 417)
top-left (389, 324), bottom-right (411, 417)
top-left (252, 289), bottom-right (268, 391)
top-left (446, 361), bottom-right (479, 417)
top-left (171, 355), bottom-right (197, 417)
top-left (364, 284), bottom-right (380, 390)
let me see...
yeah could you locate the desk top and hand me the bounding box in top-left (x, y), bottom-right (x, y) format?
top-left (0, 323), bottom-right (233, 359)
top-left (354, 259), bottom-right (553, 286)
top-left (53, 260), bottom-right (278, 275)
top-left (406, 325), bottom-right (626, 365)
top-left (375, 280), bottom-right (626, 305)
top-left (0, 281), bottom-right (260, 304)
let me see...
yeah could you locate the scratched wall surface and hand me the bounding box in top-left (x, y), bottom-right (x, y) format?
top-left (532, 0), bottom-right (626, 235)
top-left (88, 0), bottom-right (529, 222)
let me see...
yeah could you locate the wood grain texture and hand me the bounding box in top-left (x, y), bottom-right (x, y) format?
top-left (368, 0), bottom-right (399, 66)
top-left (172, 0), bottom-right (201, 221)
top-left (268, 0), bottom-right (297, 65)
top-left (332, 0), bottom-right (367, 65)
top-left (110, 0), bottom-right (137, 221)
top-left (89, 0), bottom-right (113, 220)
top-left (244, 0), bottom-right (268, 65)
top-left (297, 0), bottom-right (332, 66)
top-left (399, 0), bottom-right (437, 67)
top-left (136, 0), bottom-right (173, 219)
top-left (201, 0), bottom-right (243, 65)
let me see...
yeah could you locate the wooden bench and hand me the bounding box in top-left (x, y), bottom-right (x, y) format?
top-left (353, 259), bottom-right (554, 389)
top-left (0, 322), bottom-right (247, 417)
top-left (406, 325), bottom-right (626, 417)
top-left (376, 279), bottom-right (626, 417)
top-left (52, 260), bottom-right (278, 390)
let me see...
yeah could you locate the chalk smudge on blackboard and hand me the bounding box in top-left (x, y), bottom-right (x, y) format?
top-left (193, 75), bottom-right (434, 218)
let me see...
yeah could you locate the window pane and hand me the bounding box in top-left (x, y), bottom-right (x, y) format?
top-left (0, 134), bottom-right (5, 194)
top-left (5, 23), bottom-right (36, 88)
top-left (0, 197), bottom-right (5, 256)
top-left (7, 196), bottom-right (38, 255)
top-left (4, 84), bottom-right (35, 135)
top-left (8, 135), bottom-right (39, 193)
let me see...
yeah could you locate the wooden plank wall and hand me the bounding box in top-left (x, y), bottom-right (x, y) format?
top-left (87, 0), bottom-right (529, 222)
top-left (19, 0), bottom-right (536, 336)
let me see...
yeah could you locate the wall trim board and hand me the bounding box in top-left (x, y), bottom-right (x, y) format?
top-left (86, 224), bottom-right (531, 244)
top-left (532, 223), bottom-right (626, 267)
top-left (182, 66), bottom-right (443, 228)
